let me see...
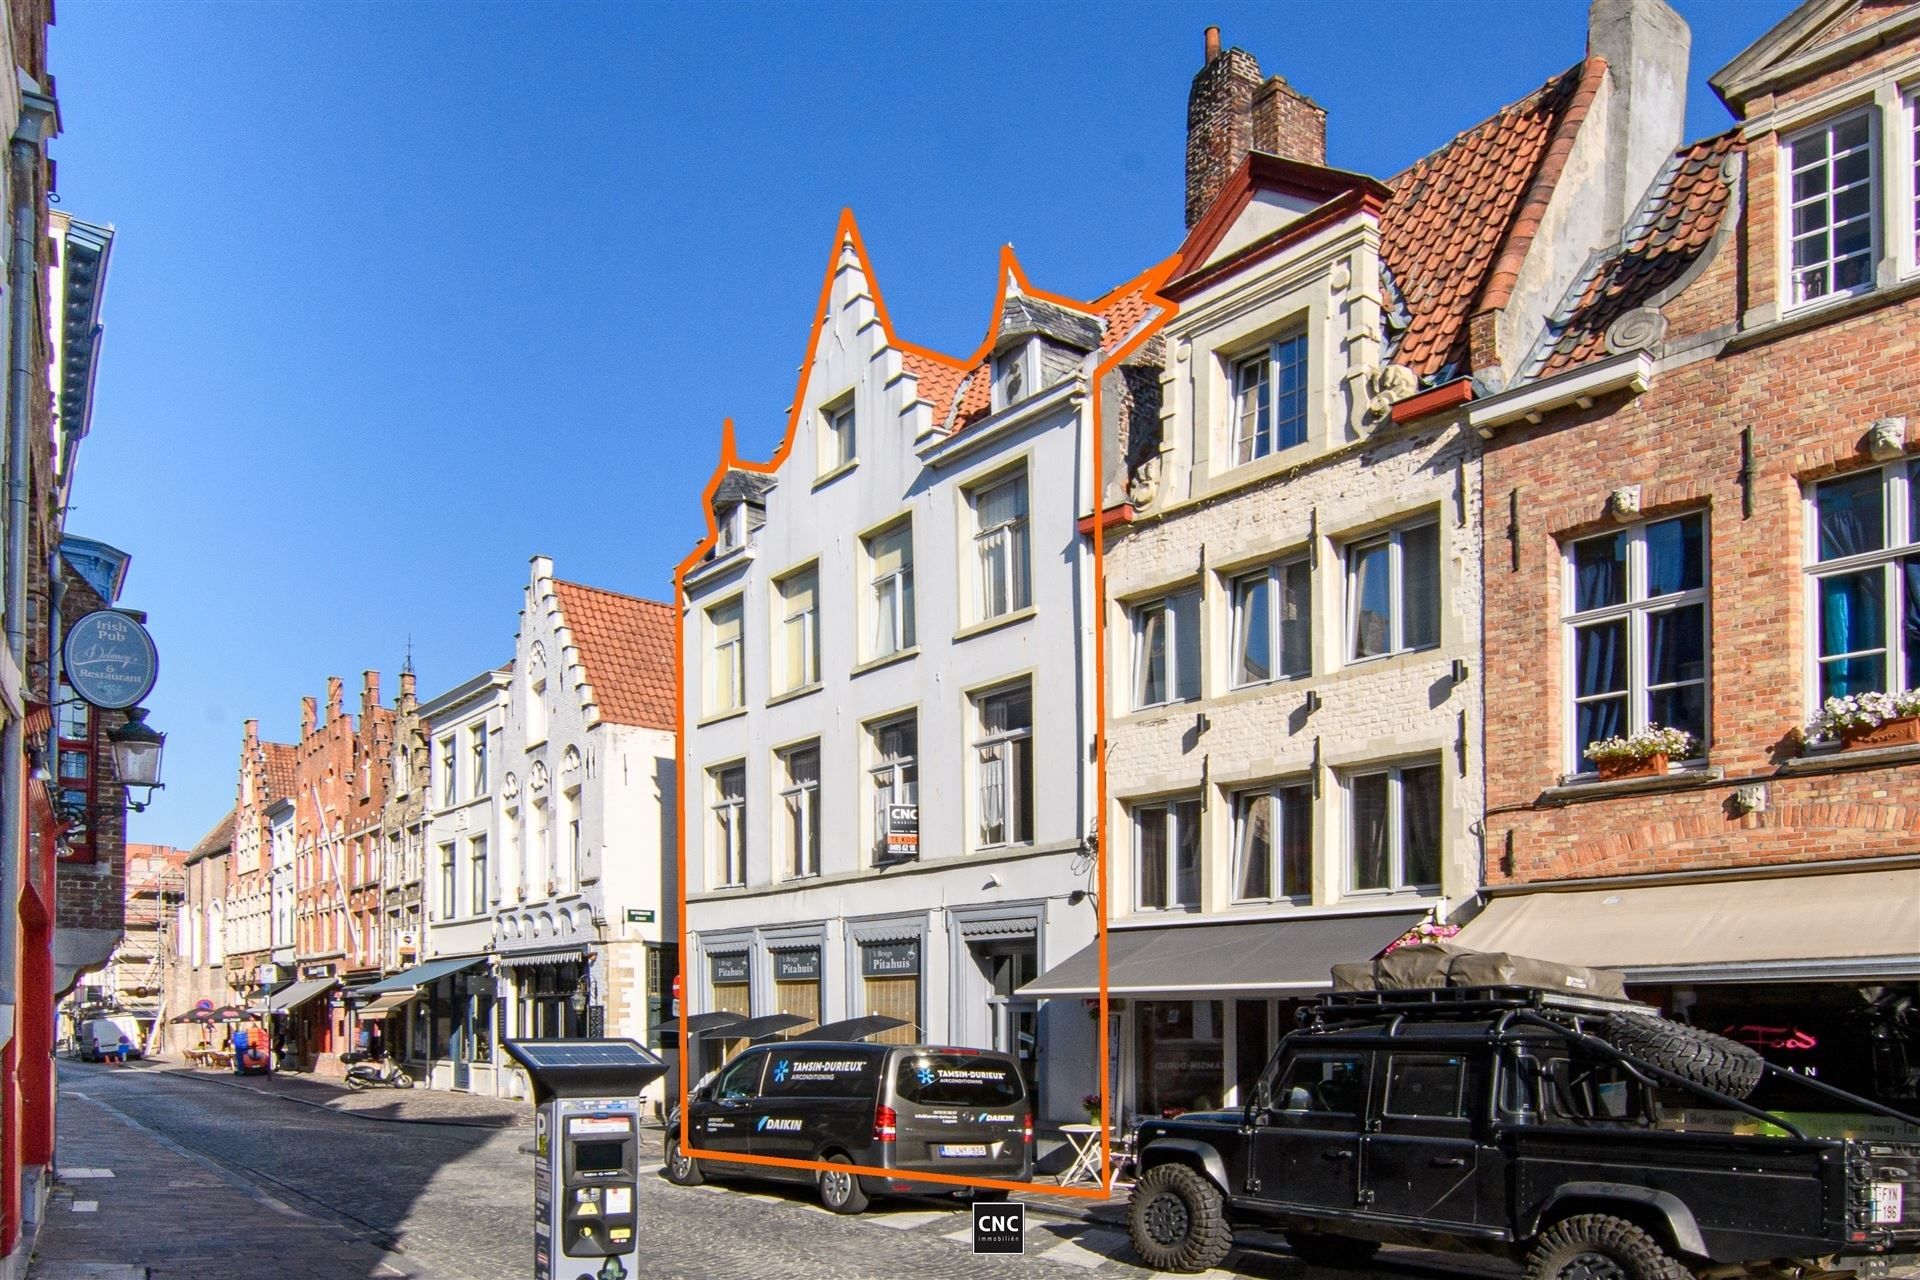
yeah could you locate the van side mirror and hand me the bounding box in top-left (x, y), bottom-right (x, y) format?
top-left (695, 1085), bottom-right (713, 1103)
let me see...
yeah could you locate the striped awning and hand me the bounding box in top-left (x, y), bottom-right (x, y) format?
top-left (497, 946), bottom-right (587, 970)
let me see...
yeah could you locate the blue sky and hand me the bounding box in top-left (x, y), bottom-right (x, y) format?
top-left (48, 0), bottom-right (1776, 849)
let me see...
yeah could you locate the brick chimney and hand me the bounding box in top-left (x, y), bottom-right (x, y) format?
top-left (1184, 28), bottom-right (1327, 228)
top-left (1588, 0), bottom-right (1689, 242)
top-left (301, 696), bottom-right (317, 738)
top-left (325, 676), bottom-right (343, 722)
top-left (398, 668), bottom-right (416, 705)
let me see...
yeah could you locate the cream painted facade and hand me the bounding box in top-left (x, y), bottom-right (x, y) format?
top-left (1101, 195), bottom-right (1483, 1119)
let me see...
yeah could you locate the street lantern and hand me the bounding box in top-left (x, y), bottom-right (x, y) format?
top-left (568, 980), bottom-right (590, 1017)
top-left (108, 706), bottom-right (165, 811)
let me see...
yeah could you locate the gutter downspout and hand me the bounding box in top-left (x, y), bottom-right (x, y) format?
top-left (0, 86), bottom-right (56, 1047)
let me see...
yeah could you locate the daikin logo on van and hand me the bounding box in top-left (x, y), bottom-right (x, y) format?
top-left (976, 1113), bottom-right (1015, 1123)
top-left (756, 1117), bottom-right (803, 1132)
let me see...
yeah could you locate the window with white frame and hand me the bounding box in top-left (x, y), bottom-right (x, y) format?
top-left (469, 726), bottom-right (488, 798)
top-left (1786, 111), bottom-right (1875, 307)
top-left (822, 398), bottom-right (856, 473)
top-left (438, 842), bottom-right (457, 919)
top-left (712, 764), bottom-right (747, 888)
top-left (1231, 781), bottom-right (1312, 902)
top-left (1134, 797), bottom-right (1200, 911)
top-left (1348, 520), bottom-right (1440, 661)
top-left (438, 737), bottom-right (457, 806)
top-left (974, 683), bottom-right (1034, 848)
top-left (1809, 462), bottom-right (1920, 701)
top-left (1347, 761), bottom-right (1441, 894)
top-left (708, 598), bottom-right (744, 713)
top-left (777, 566), bottom-right (819, 692)
top-left (869, 715), bottom-right (918, 864)
top-left (1232, 558), bottom-right (1311, 686)
top-left (562, 786), bottom-right (581, 891)
top-left (468, 834), bottom-right (488, 916)
top-left (866, 521), bottom-right (915, 658)
top-left (1567, 512), bottom-right (1708, 765)
top-left (972, 472), bottom-right (1031, 621)
top-left (1231, 332), bottom-right (1308, 465)
top-left (1134, 589), bottom-right (1200, 708)
top-left (716, 503), bottom-right (746, 552)
top-left (779, 743), bottom-right (821, 879)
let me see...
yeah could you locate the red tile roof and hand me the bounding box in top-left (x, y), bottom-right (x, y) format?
top-left (1535, 131), bottom-right (1743, 378)
top-left (1382, 59), bottom-right (1600, 380)
top-left (260, 741), bottom-right (297, 803)
top-left (551, 579), bottom-right (677, 732)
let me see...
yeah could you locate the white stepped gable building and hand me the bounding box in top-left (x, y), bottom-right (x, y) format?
top-left (679, 220), bottom-right (1168, 1129)
top-left (493, 556), bottom-right (679, 1107)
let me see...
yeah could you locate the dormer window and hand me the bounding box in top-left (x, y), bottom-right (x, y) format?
top-left (716, 504), bottom-right (746, 552)
top-left (1231, 332), bottom-right (1307, 465)
top-left (1785, 111), bottom-right (1875, 307)
top-left (994, 342), bottom-right (1033, 412)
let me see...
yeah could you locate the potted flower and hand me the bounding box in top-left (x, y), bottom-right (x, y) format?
top-left (1804, 689), bottom-right (1920, 751)
top-left (1583, 725), bottom-right (1694, 780)
top-left (1081, 1092), bottom-right (1103, 1123)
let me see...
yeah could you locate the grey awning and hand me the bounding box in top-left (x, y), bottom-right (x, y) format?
top-left (354, 955), bottom-right (487, 995)
top-left (260, 977), bottom-right (336, 1013)
top-left (497, 946), bottom-right (588, 970)
top-left (1453, 867), bottom-right (1920, 983)
top-left (1018, 911), bottom-right (1426, 998)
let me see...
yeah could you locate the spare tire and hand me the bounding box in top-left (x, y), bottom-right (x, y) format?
top-left (1601, 1013), bottom-right (1764, 1099)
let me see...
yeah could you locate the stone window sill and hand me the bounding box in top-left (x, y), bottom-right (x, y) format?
top-left (1537, 765), bottom-right (1725, 805)
top-left (695, 706), bottom-right (747, 728)
top-left (812, 460), bottom-right (858, 491)
top-left (766, 683), bottom-right (822, 708)
top-left (850, 647), bottom-right (919, 678)
top-left (1776, 741), bottom-right (1920, 773)
top-left (953, 608), bottom-right (1035, 643)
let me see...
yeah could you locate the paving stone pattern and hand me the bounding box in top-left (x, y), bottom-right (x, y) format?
top-left (34, 1061), bottom-right (1493, 1280)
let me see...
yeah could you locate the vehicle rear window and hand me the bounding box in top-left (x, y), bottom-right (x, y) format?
top-left (893, 1054), bottom-right (1024, 1106)
top-left (761, 1050), bottom-right (881, 1098)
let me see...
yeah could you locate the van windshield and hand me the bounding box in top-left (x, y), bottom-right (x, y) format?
top-left (894, 1054), bottom-right (1023, 1106)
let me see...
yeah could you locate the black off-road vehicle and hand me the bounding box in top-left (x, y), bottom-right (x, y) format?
top-left (1127, 985), bottom-right (1920, 1279)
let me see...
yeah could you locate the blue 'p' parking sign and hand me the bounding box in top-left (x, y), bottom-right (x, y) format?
top-left (62, 610), bottom-right (158, 710)
top-left (972, 1200), bottom-right (1024, 1254)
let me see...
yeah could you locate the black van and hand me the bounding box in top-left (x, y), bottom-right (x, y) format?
top-left (664, 1040), bottom-right (1032, 1213)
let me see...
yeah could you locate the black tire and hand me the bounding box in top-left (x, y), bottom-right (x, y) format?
top-left (663, 1134), bottom-right (704, 1187)
top-left (1601, 1013), bottom-right (1763, 1100)
top-left (817, 1153), bottom-right (869, 1214)
top-left (1525, 1213), bottom-right (1691, 1280)
top-left (394, 1072), bottom-right (413, 1089)
top-left (1127, 1162), bottom-right (1232, 1273)
top-left (1284, 1231), bottom-right (1381, 1269)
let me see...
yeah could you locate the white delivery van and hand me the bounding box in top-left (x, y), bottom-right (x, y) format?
top-left (77, 1015), bottom-right (143, 1061)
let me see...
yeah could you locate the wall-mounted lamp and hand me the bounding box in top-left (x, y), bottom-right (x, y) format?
top-left (1304, 690), bottom-right (1321, 715)
top-left (1450, 658), bottom-right (1470, 685)
top-left (108, 706), bottom-right (166, 813)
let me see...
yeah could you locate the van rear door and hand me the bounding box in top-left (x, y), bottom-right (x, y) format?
top-left (887, 1051), bottom-right (1028, 1178)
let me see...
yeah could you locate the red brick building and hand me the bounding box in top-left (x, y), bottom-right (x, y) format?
top-left (1459, 0), bottom-right (1920, 1116)
top-left (225, 719), bottom-right (296, 996)
top-left (290, 673), bottom-right (392, 1071)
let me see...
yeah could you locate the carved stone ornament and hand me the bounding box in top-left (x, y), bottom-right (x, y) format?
top-left (1605, 485), bottom-right (1642, 522)
top-left (1727, 783), bottom-right (1768, 817)
top-left (1359, 362), bottom-right (1419, 430)
top-left (562, 745), bottom-right (583, 775)
top-left (1328, 262), bottom-right (1352, 292)
top-left (530, 760), bottom-right (548, 792)
top-left (1866, 416), bottom-right (1908, 462)
top-left (1126, 453), bottom-right (1161, 509)
top-left (503, 772), bottom-right (520, 801)
top-left (1604, 307), bottom-right (1668, 356)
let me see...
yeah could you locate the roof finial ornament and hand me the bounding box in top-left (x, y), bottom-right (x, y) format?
top-left (402, 634), bottom-right (414, 676)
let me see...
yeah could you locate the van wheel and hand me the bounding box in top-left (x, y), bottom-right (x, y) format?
top-left (1284, 1231), bottom-right (1380, 1269)
top-left (1127, 1163), bottom-right (1232, 1273)
top-left (663, 1135), bottom-right (704, 1187)
top-left (818, 1154), bottom-right (869, 1215)
top-left (1525, 1214), bottom-right (1690, 1280)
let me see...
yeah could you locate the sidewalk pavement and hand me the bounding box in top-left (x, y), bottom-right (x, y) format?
top-left (26, 1086), bottom-right (423, 1280)
top-left (147, 1060), bottom-right (531, 1130)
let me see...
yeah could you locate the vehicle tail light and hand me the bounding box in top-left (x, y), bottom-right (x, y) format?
top-left (1022, 1113), bottom-right (1033, 1144)
top-left (874, 1104), bottom-right (897, 1143)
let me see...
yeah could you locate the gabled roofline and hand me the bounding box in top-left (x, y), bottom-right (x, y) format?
top-left (1166, 187), bottom-right (1387, 302)
top-left (417, 666), bottom-right (512, 722)
top-left (1710, 0), bottom-right (1920, 111)
top-left (1173, 151), bottom-right (1393, 281)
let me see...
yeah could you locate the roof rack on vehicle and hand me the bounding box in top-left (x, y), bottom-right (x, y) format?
top-left (1313, 984), bottom-right (1652, 1022)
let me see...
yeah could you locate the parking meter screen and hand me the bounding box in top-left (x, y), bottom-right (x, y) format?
top-left (573, 1140), bottom-right (624, 1174)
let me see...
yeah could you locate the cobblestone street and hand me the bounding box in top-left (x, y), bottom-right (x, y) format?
top-left (27, 1062), bottom-right (1507, 1280)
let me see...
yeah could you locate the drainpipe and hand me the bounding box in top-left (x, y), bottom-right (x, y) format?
top-left (0, 86), bottom-right (56, 1046)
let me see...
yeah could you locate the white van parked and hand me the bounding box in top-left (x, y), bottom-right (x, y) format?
top-left (76, 1015), bottom-right (143, 1062)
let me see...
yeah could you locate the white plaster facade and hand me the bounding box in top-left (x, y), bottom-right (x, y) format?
top-left (268, 798), bottom-right (295, 976)
top-left (679, 232), bottom-right (1152, 1126)
top-left (493, 558), bottom-right (677, 1109)
top-left (1100, 186), bottom-right (1483, 1119)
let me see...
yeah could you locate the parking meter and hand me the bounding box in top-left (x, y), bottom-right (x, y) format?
top-left (504, 1039), bottom-right (666, 1280)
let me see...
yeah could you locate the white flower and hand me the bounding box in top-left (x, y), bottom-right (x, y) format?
top-left (1583, 725), bottom-right (1695, 764)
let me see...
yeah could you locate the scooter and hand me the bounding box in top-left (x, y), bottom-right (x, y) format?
top-left (341, 1050), bottom-right (413, 1090)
